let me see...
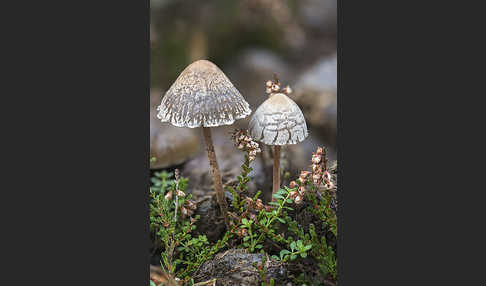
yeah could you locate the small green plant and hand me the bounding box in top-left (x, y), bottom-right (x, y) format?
top-left (277, 240), bottom-right (312, 262)
top-left (150, 170), bottom-right (230, 283)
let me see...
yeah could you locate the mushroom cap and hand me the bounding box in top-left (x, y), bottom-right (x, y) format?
top-left (248, 93), bottom-right (308, 146)
top-left (150, 89), bottom-right (201, 169)
top-left (157, 60), bottom-right (252, 128)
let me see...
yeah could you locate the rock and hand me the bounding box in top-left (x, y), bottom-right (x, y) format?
top-left (150, 88), bottom-right (202, 169)
top-left (192, 195), bottom-right (226, 242)
top-left (298, 0), bottom-right (337, 34)
top-left (293, 54), bottom-right (337, 148)
top-left (194, 249), bottom-right (289, 286)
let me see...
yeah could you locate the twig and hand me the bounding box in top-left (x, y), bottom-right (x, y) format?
top-left (193, 278), bottom-right (216, 286)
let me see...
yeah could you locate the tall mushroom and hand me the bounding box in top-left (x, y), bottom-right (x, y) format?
top-left (156, 60), bottom-right (252, 229)
top-left (248, 78), bottom-right (308, 199)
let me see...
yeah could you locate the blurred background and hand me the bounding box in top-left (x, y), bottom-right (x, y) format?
top-left (150, 0), bottom-right (337, 200)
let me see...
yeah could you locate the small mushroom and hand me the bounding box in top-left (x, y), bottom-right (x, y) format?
top-left (248, 78), bottom-right (308, 199)
top-left (157, 60), bottom-right (252, 229)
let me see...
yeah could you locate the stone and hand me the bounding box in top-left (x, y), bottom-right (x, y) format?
top-left (194, 249), bottom-right (289, 286)
top-left (293, 54), bottom-right (337, 147)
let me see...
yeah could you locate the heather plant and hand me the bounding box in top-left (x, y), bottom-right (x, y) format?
top-left (150, 130), bottom-right (338, 285)
top-left (150, 170), bottom-right (230, 284)
top-left (226, 130), bottom-right (338, 283)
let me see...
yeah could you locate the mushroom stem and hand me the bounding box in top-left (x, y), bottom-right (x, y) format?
top-left (272, 145), bottom-right (281, 201)
top-left (202, 127), bottom-right (231, 230)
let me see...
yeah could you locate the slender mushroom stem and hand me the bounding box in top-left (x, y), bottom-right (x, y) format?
top-left (272, 145), bottom-right (281, 201)
top-left (202, 127), bottom-right (231, 230)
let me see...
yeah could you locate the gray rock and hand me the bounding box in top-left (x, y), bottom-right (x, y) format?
top-left (298, 0), bottom-right (337, 33)
top-left (194, 249), bottom-right (288, 286)
top-left (293, 54), bottom-right (337, 146)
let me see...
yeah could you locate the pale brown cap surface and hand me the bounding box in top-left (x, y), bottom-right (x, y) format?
top-left (248, 93), bottom-right (308, 145)
top-left (157, 60), bottom-right (252, 128)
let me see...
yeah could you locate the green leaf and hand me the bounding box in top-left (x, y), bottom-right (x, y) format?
top-left (242, 218), bottom-right (249, 225)
top-left (268, 202), bottom-right (280, 206)
top-left (150, 280), bottom-right (157, 286)
top-left (297, 240), bottom-right (304, 249)
top-left (279, 249), bottom-right (291, 259)
top-left (304, 245), bottom-right (312, 251)
top-left (272, 194), bottom-right (285, 200)
top-left (271, 255), bottom-right (279, 261)
top-left (290, 241), bottom-right (296, 251)
top-left (290, 254), bottom-right (297, 261)
top-left (286, 199), bottom-right (293, 203)
top-left (276, 189), bottom-right (287, 196)
top-left (300, 252), bottom-right (307, 258)
top-left (276, 217), bottom-right (286, 224)
top-left (255, 244), bottom-right (263, 249)
top-left (243, 236), bottom-right (250, 241)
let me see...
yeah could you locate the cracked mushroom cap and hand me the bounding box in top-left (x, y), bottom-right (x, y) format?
top-left (248, 93), bottom-right (308, 145)
top-left (157, 60), bottom-right (252, 128)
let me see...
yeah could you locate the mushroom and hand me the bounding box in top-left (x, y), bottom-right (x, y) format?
top-left (156, 60), bottom-right (252, 229)
top-left (150, 88), bottom-right (201, 169)
top-left (248, 77), bottom-right (308, 200)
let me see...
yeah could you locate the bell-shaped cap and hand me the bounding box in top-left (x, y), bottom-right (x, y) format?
top-left (157, 60), bottom-right (252, 128)
top-left (248, 93), bottom-right (308, 145)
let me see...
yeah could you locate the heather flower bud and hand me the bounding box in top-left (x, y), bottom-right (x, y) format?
top-left (323, 171), bottom-right (331, 181)
top-left (164, 190), bottom-right (173, 200)
top-left (185, 200), bottom-right (197, 210)
top-left (289, 181), bottom-right (298, 188)
top-left (266, 87), bottom-right (272, 94)
top-left (326, 181), bottom-right (335, 189)
top-left (316, 147), bottom-right (324, 156)
top-left (176, 190), bottom-right (185, 197)
top-left (245, 197), bottom-right (253, 205)
top-left (180, 205), bottom-right (188, 216)
top-left (241, 228), bottom-right (248, 236)
top-left (283, 85), bottom-right (292, 94)
top-left (266, 80), bottom-right (273, 87)
top-left (298, 186), bottom-right (306, 196)
top-left (289, 191), bottom-right (298, 199)
top-left (300, 171), bottom-right (311, 179)
top-left (312, 155), bottom-right (321, 164)
top-left (295, 195), bottom-right (303, 204)
top-left (255, 199), bottom-right (264, 210)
